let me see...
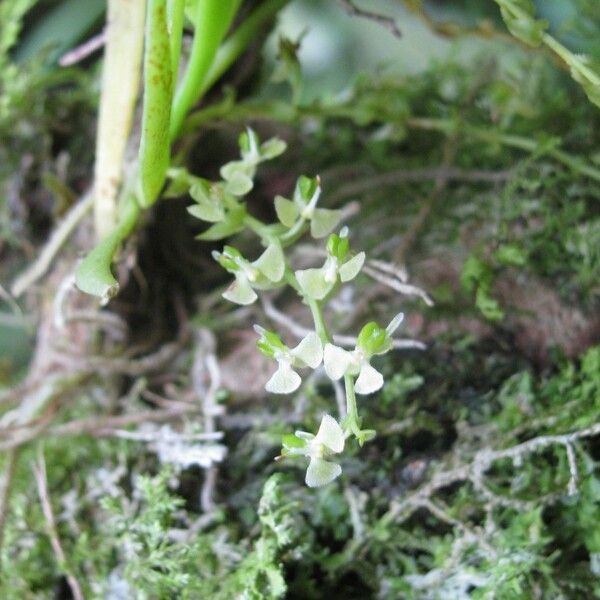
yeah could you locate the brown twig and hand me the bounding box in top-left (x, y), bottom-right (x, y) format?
top-left (32, 450), bottom-right (85, 600)
top-left (338, 0), bottom-right (402, 38)
top-left (327, 166), bottom-right (513, 206)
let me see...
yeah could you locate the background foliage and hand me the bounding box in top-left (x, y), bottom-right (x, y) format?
top-left (0, 0), bottom-right (599, 598)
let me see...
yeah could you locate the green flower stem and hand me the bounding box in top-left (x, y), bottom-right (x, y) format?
top-left (167, 0), bottom-right (185, 83)
top-left (243, 214), bottom-right (277, 242)
top-left (307, 298), bottom-right (330, 345)
top-left (344, 374), bottom-right (361, 438)
top-left (169, 0), bottom-right (239, 141)
top-left (280, 217), bottom-right (308, 245)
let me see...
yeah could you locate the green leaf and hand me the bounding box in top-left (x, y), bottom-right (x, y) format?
top-left (475, 286), bottom-right (504, 321)
top-left (495, 244), bottom-right (527, 266)
top-left (460, 254), bottom-right (490, 293)
top-left (274, 195), bottom-right (299, 228)
top-left (310, 208), bottom-right (341, 238)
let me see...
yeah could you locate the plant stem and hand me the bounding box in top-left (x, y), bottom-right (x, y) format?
top-left (344, 374), bottom-right (361, 437)
top-left (307, 298), bottom-right (330, 344)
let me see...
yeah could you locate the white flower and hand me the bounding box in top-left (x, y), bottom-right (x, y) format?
top-left (213, 242), bottom-right (285, 305)
top-left (255, 327), bottom-right (323, 394)
top-left (323, 313), bottom-right (404, 395)
top-left (295, 228), bottom-right (365, 300)
top-left (284, 414), bottom-right (345, 487)
top-left (219, 128), bottom-right (287, 196)
top-left (274, 176), bottom-right (341, 239)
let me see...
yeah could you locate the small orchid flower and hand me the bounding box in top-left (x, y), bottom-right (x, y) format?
top-left (295, 228), bottom-right (366, 300)
top-left (255, 326), bottom-right (323, 394)
top-left (274, 175), bottom-right (341, 239)
top-left (213, 242), bottom-right (285, 305)
top-left (282, 414), bottom-right (345, 487)
top-left (220, 129), bottom-right (287, 196)
top-left (323, 313), bottom-right (404, 395)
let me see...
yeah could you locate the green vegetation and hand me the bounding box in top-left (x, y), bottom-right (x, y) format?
top-left (0, 0), bottom-right (599, 597)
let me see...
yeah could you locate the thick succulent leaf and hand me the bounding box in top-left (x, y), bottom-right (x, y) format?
top-left (274, 195), bottom-right (299, 228)
top-left (265, 361), bottom-right (301, 394)
top-left (254, 242), bottom-right (285, 282)
top-left (222, 276), bottom-right (257, 305)
top-left (310, 208), bottom-right (342, 239)
top-left (305, 458), bottom-right (342, 488)
top-left (291, 332), bottom-right (323, 369)
top-left (354, 362), bottom-right (384, 395)
top-left (339, 252), bottom-right (365, 282)
top-left (323, 343), bottom-right (354, 381)
top-left (295, 268), bottom-right (333, 300)
top-left (314, 414), bottom-right (345, 453)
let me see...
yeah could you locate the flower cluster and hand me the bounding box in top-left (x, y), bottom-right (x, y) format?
top-left (179, 129), bottom-right (406, 487)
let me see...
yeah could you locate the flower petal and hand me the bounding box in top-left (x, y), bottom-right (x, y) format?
top-left (339, 252), bottom-right (365, 282)
top-left (260, 138), bottom-right (287, 160)
top-left (314, 414), bottom-right (345, 453)
top-left (354, 362), bottom-right (384, 395)
top-left (305, 457), bottom-right (342, 487)
top-left (290, 332), bottom-right (323, 368)
top-left (295, 268), bottom-right (333, 300)
top-left (222, 276), bottom-right (257, 305)
top-left (323, 343), bottom-right (354, 381)
top-left (274, 195), bottom-right (299, 228)
top-left (265, 361), bottom-right (301, 394)
top-left (254, 242), bottom-right (285, 282)
top-left (386, 312), bottom-right (405, 336)
top-left (310, 208), bottom-right (342, 239)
